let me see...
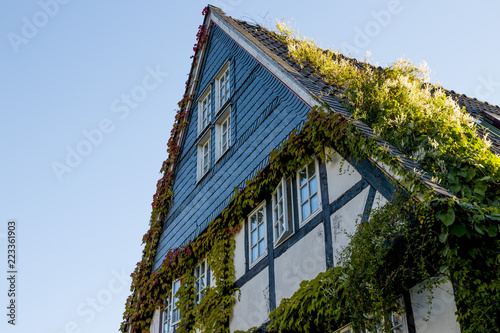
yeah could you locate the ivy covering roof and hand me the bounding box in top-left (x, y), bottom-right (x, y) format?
top-left (207, 5), bottom-right (500, 197)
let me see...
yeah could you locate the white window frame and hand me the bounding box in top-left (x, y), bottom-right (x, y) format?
top-left (194, 260), bottom-right (208, 306)
top-left (170, 279), bottom-right (181, 326)
top-left (162, 279), bottom-right (182, 333)
top-left (272, 178), bottom-right (294, 246)
top-left (197, 130), bottom-right (211, 181)
top-left (214, 106), bottom-right (231, 160)
top-left (297, 158), bottom-right (321, 225)
top-left (215, 62), bottom-right (230, 112)
top-left (198, 85), bottom-right (212, 134)
top-left (248, 201), bottom-right (267, 266)
top-left (162, 300), bottom-right (172, 333)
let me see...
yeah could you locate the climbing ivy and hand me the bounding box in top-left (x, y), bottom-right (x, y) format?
top-left (121, 13), bottom-right (499, 333)
top-left (265, 23), bottom-right (500, 333)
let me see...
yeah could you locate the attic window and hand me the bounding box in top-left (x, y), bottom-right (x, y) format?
top-left (197, 130), bottom-right (211, 181)
top-left (215, 61), bottom-right (230, 112)
top-left (198, 86), bottom-right (212, 134)
top-left (215, 106), bottom-right (231, 160)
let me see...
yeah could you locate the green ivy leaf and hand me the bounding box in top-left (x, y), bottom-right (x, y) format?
top-left (474, 224), bottom-right (485, 235)
top-left (450, 222), bottom-right (466, 238)
top-left (437, 208), bottom-right (455, 226)
top-left (439, 232), bottom-right (448, 243)
top-left (486, 224), bottom-right (498, 237)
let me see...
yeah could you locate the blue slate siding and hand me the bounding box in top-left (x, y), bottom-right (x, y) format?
top-left (153, 24), bottom-right (310, 271)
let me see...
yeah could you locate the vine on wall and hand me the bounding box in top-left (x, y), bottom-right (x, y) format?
top-left (265, 23), bottom-right (500, 333)
top-left (121, 12), bottom-right (499, 333)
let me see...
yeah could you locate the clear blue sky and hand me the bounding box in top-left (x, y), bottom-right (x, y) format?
top-left (0, 1), bottom-right (499, 332)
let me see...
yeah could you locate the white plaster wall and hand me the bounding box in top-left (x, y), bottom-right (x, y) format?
top-left (325, 147), bottom-right (362, 203)
top-left (410, 279), bottom-right (460, 333)
top-left (233, 227), bottom-right (246, 281)
top-left (274, 223), bottom-right (326, 306)
top-left (230, 267), bottom-right (269, 332)
top-left (331, 186), bottom-right (370, 266)
top-left (371, 190), bottom-right (388, 210)
top-left (149, 308), bottom-right (161, 333)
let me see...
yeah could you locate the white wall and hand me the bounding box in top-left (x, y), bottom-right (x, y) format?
top-left (410, 278), bottom-right (461, 333)
top-left (233, 226), bottom-right (246, 281)
top-left (371, 190), bottom-right (388, 210)
top-left (330, 186), bottom-right (370, 266)
top-left (149, 308), bottom-right (161, 333)
top-left (230, 267), bottom-right (269, 332)
top-left (325, 147), bottom-right (362, 203)
top-left (274, 223), bottom-right (326, 306)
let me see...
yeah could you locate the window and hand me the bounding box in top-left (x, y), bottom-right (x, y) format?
top-left (385, 311), bottom-right (406, 332)
top-left (162, 298), bottom-right (172, 333)
top-left (220, 115), bottom-right (231, 153)
top-left (334, 308), bottom-right (408, 333)
top-left (162, 280), bottom-right (181, 333)
top-left (197, 131), bottom-right (211, 181)
top-left (297, 159), bottom-right (320, 223)
top-left (215, 62), bottom-right (230, 111)
top-left (194, 261), bottom-right (207, 306)
top-left (249, 202), bottom-right (266, 265)
top-left (198, 86), bottom-right (211, 134)
top-left (171, 280), bottom-right (181, 325)
top-left (272, 178), bottom-right (294, 245)
top-left (215, 106), bottom-right (231, 159)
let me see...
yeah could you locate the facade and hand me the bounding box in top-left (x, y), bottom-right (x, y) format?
top-left (123, 6), bottom-right (500, 333)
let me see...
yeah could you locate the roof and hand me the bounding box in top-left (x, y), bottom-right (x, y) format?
top-left (203, 5), bottom-right (500, 197)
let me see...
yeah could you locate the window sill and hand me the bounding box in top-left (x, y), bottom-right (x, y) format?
top-left (215, 145), bottom-right (231, 163)
top-left (216, 100), bottom-right (231, 118)
top-left (299, 207), bottom-right (322, 227)
top-left (249, 252), bottom-right (267, 269)
top-left (196, 170), bottom-right (210, 185)
top-left (196, 125), bottom-right (211, 143)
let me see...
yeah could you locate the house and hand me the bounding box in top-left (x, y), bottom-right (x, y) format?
top-left (121, 5), bottom-right (500, 333)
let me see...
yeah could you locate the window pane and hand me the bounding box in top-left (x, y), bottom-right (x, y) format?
top-left (173, 280), bottom-right (180, 293)
top-left (299, 169), bottom-right (307, 186)
top-left (258, 239), bottom-right (265, 256)
top-left (302, 202), bottom-right (310, 219)
top-left (309, 176), bottom-right (317, 196)
top-left (200, 276), bottom-right (205, 290)
top-left (251, 229), bottom-right (257, 245)
top-left (307, 162), bottom-right (315, 178)
top-left (258, 222), bottom-right (265, 239)
top-left (251, 214), bottom-right (256, 230)
top-left (300, 185), bottom-right (309, 203)
top-left (251, 246), bottom-right (258, 262)
top-left (310, 194), bottom-right (319, 212)
top-left (258, 209), bottom-right (264, 223)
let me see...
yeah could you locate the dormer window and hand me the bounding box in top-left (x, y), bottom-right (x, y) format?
top-left (197, 130), bottom-right (211, 181)
top-left (215, 106), bottom-right (231, 160)
top-left (198, 86), bottom-right (211, 134)
top-left (215, 62), bottom-right (230, 111)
